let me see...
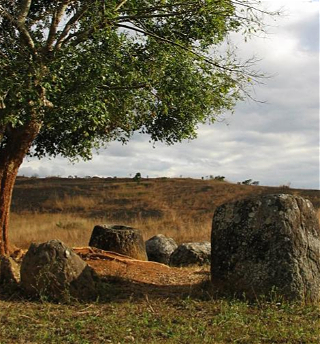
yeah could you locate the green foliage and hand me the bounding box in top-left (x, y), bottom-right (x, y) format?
top-left (0, 1), bottom-right (275, 160)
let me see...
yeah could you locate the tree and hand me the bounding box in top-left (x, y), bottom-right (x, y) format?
top-left (0, 0), bottom-right (276, 254)
top-left (133, 172), bottom-right (142, 182)
top-left (214, 175), bottom-right (225, 181)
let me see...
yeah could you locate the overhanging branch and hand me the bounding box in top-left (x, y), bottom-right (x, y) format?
top-left (115, 23), bottom-right (251, 76)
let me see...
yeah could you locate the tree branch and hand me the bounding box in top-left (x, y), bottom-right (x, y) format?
top-left (0, 6), bottom-right (35, 52)
top-left (17, 0), bottom-right (32, 24)
top-left (232, 0), bottom-right (278, 15)
top-left (99, 83), bottom-right (150, 91)
top-left (0, 90), bottom-right (8, 109)
top-left (66, 27), bottom-right (95, 46)
top-left (115, 23), bottom-right (241, 74)
top-left (120, 1), bottom-right (197, 15)
top-left (115, 0), bottom-right (129, 12)
top-left (123, 1), bottom-right (276, 17)
top-left (46, 0), bottom-right (71, 51)
top-left (18, 26), bottom-right (36, 51)
top-left (55, 6), bottom-right (88, 50)
top-left (0, 6), bottom-right (15, 25)
top-left (116, 10), bottom-right (194, 22)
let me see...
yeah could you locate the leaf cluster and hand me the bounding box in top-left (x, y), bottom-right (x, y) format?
top-left (0, 0), bottom-right (276, 160)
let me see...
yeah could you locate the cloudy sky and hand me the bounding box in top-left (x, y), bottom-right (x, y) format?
top-left (20, 0), bottom-right (319, 190)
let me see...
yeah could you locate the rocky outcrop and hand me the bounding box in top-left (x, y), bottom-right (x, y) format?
top-left (20, 240), bottom-right (98, 301)
top-left (211, 194), bottom-right (320, 302)
top-left (169, 242), bottom-right (211, 267)
top-left (145, 234), bottom-right (177, 264)
top-left (89, 224), bottom-right (148, 261)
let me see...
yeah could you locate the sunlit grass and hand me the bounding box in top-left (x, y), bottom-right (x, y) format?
top-left (10, 210), bottom-right (212, 249)
top-left (9, 213), bottom-right (95, 248)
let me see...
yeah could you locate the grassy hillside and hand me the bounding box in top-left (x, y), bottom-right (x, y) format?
top-left (10, 177), bottom-right (320, 249)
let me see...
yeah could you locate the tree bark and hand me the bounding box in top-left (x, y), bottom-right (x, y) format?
top-left (0, 119), bottom-right (42, 255)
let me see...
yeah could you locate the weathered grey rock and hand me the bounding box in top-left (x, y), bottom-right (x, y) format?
top-left (20, 240), bottom-right (98, 301)
top-left (0, 256), bottom-right (20, 286)
top-left (211, 194), bottom-right (320, 302)
top-left (146, 234), bottom-right (178, 264)
top-left (89, 224), bottom-right (148, 261)
top-left (169, 242), bottom-right (211, 267)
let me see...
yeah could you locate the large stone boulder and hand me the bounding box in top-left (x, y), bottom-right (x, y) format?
top-left (169, 242), bottom-right (211, 267)
top-left (211, 194), bottom-right (320, 302)
top-left (145, 234), bottom-right (178, 265)
top-left (20, 240), bottom-right (98, 301)
top-left (89, 224), bottom-right (148, 261)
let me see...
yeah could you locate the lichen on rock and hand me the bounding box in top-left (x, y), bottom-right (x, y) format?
top-left (211, 194), bottom-right (320, 302)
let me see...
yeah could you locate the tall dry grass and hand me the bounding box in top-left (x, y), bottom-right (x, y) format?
top-left (9, 213), bottom-right (95, 248)
top-left (9, 209), bottom-right (212, 249)
top-left (11, 206), bottom-right (320, 250)
top-left (10, 177), bottom-right (320, 250)
top-left (41, 195), bottom-right (97, 212)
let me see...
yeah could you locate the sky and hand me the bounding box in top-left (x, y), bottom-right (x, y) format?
top-left (19, 0), bottom-right (320, 190)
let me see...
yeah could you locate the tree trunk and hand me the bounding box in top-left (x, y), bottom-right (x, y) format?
top-left (0, 119), bottom-right (42, 255)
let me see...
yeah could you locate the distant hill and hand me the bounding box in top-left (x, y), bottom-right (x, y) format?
top-left (12, 177), bottom-right (319, 218)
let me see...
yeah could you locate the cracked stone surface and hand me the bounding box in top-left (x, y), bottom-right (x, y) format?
top-left (211, 194), bottom-right (320, 302)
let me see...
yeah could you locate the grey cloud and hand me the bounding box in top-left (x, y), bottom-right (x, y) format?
top-left (18, 166), bottom-right (41, 177)
top-left (286, 11), bottom-right (319, 52)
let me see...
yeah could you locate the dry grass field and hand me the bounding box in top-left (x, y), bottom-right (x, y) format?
top-left (10, 176), bottom-right (320, 249)
top-left (1, 177), bottom-right (319, 344)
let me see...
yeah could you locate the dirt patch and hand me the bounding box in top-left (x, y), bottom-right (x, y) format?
top-left (73, 247), bottom-right (210, 286)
